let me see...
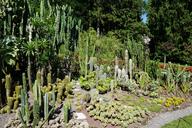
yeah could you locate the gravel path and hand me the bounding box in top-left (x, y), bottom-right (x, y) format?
top-left (0, 113), bottom-right (15, 128)
top-left (142, 106), bottom-right (192, 128)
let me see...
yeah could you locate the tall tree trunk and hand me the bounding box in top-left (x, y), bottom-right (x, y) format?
top-left (27, 56), bottom-right (32, 90)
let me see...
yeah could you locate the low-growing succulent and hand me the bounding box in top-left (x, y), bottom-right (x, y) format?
top-left (86, 100), bottom-right (149, 127)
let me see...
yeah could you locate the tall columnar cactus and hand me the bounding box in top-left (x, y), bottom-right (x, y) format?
top-left (89, 57), bottom-right (94, 72)
top-left (47, 72), bottom-right (52, 85)
top-left (44, 93), bottom-right (49, 120)
top-left (129, 59), bottom-right (133, 81)
top-left (51, 87), bottom-right (56, 106)
top-left (20, 89), bottom-right (29, 124)
top-left (33, 71), bottom-right (42, 106)
top-left (7, 96), bottom-right (14, 113)
top-left (125, 49), bottom-right (128, 74)
top-left (40, 0), bottom-right (45, 20)
top-left (15, 85), bottom-right (22, 98)
top-left (63, 101), bottom-right (71, 123)
top-left (32, 100), bottom-right (40, 128)
top-left (85, 34), bottom-right (89, 78)
top-left (5, 74), bottom-right (11, 100)
top-left (114, 56), bottom-right (118, 87)
top-left (22, 73), bottom-right (27, 92)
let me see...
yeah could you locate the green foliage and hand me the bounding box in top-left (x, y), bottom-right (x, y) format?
top-left (79, 72), bottom-right (96, 91)
top-left (65, 0), bottom-right (148, 40)
top-left (146, 60), bottom-right (160, 80)
top-left (96, 78), bottom-right (111, 94)
top-left (148, 0), bottom-right (192, 64)
top-left (77, 28), bottom-right (122, 75)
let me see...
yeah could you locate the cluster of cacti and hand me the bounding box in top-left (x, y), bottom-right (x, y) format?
top-left (127, 38), bottom-right (145, 70)
top-left (87, 100), bottom-right (149, 127)
top-left (0, 75), bottom-right (22, 114)
top-left (1, 0), bottom-right (29, 36)
top-left (56, 76), bottom-right (72, 103)
top-left (18, 71), bottom-right (56, 127)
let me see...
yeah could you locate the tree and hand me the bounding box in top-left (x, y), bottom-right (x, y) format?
top-left (65, 0), bottom-right (149, 40)
top-left (147, 0), bottom-right (192, 64)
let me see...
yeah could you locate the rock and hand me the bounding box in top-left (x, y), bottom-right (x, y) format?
top-left (49, 119), bottom-right (56, 125)
top-left (17, 124), bottom-right (22, 128)
top-left (74, 112), bottom-right (87, 120)
top-left (80, 121), bottom-right (89, 128)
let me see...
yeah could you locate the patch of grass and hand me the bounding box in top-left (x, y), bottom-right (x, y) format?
top-left (147, 104), bottom-right (162, 112)
top-left (161, 115), bottom-right (192, 128)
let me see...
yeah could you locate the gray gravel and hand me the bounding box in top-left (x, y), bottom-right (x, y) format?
top-left (142, 106), bottom-right (192, 128)
top-left (0, 113), bottom-right (15, 128)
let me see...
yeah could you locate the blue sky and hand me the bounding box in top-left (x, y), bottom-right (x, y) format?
top-left (141, 0), bottom-right (148, 23)
top-left (141, 13), bottom-right (147, 23)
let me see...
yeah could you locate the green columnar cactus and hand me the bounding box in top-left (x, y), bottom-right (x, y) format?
top-left (40, 0), bottom-right (45, 20)
top-left (47, 72), bottom-right (52, 85)
top-left (44, 93), bottom-right (49, 120)
top-left (20, 89), bottom-right (29, 124)
top-left (125, 49), bottom-right (128, 74)
top-left (13, 99), bottom-right (19, 110)
top-left (32, 100), bottom-right (40, 128)
top-left (22, 73), bottom-right (27, 92)
top-left (15, 85), bottom-right (22, 98)
top-left (5, 74), bottom-right (11, 99)
top-left (129, 59), bottom-right (133, 81)
top-left (85, 35), bottom-right (89, 78)
top-left (63, 101), bottom-right (71, 123)
top-left (47, 0), bottom-right (52, 17)
top-left (89, 57), bottom-right (94, 72)
top-left (114, 56), bottom-right (118, 88)
top-left (52, 87), bottom-right (56, 106)
top-left (36, 71), bottom-right (42, 106)
top-left (7, 97), bottom-right (14, 110)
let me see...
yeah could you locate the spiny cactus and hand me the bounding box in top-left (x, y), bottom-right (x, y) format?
top-left (32, 100), bottom-right (40, 128)
top-left (85, 34), bottom-right (89, 78)
top-left (125, 49), bottom-right (128, 74)
top-left (5, 74), bottom-right (11, 100)
top-left (20, 89), bottom-right (29, 124)
top-left (47, 72), bottom-right (52, 85)
top-left (15, 85), bottom-right (22, 98)
top-left (51, 87), bottom-right (56, 106)
top-left (7, 97), bottom-right (14, 110)
top-left (44, 93), bottom-right (49, 120)
top-left (63, 101), bottom-right (71, 123)
top-left (129, 59), bottom-right (133, 81)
